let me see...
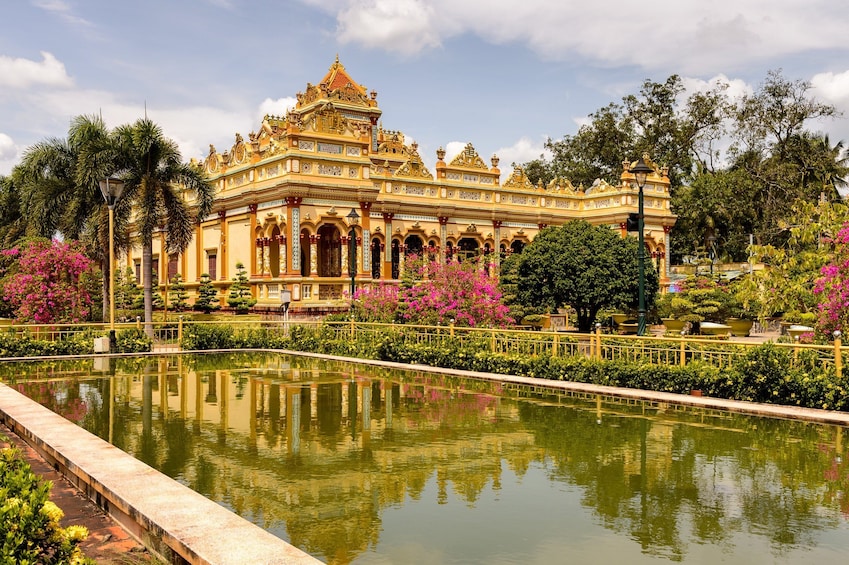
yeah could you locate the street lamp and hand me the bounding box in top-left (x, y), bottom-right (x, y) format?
top-left (280, 287), bottom-right (291, 334)
top-left (346, 207), bottom-right (360, 297)
top-left (99, 177), bottom-right (126, 347)
top-left (629, 156), bottom-right (653, 336)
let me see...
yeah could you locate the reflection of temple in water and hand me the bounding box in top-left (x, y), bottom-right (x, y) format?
top-left (106, 356), bottom-right (542, 563)
top-left (25, 354), bottom-right (844, 564)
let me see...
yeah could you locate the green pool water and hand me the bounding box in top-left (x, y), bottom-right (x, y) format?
top-left (6, 352), bottom-right (849, 564)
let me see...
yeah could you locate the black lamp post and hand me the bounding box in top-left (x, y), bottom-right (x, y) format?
top-left (99, 177), bottom-right (126, 348)
top-left (346, 207), bottom-right (360, 297)
top-left (629, 157), bottom-right (653, 336)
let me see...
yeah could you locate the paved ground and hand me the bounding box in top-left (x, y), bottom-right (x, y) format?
top-left (1, 422), bottom-right (155, 565)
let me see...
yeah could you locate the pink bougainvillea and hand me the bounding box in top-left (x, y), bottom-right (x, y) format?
top-left (814, 223), bottom-right (849, 336)
top-left (2, 239), bottom-right (95, 323)
top-left (352, 256), bottom-right (512, 328)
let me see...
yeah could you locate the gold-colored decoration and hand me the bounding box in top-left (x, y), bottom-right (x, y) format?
top-left (449, 142), bottom-right (488, 170)
top-left (502, 165), bottom-right (535, 191)
top-left (394, 143), bottom-right (433, 179)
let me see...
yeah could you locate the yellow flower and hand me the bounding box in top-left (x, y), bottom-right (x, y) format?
top-left (65, 525), bottom-right (89, 543)
top-left (41, 500), bottom-right (64, 523)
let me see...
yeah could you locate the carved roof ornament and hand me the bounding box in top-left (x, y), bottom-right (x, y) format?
top-left (449, 142), bottom-right (488, 170)
top-left (502, 164), bottom-right (535, 191)
top-left (206, 144), bottom-right (222, 174)
top-left (585, 178), bottom-right (615, 194)
top-left (394, 142), bottom-right (434, 179)
top-left (547, 178), bottom-right (577, 193)
top-left (230, 133), bottom-right (248, 165)
top-left (377, 129), bottom-right (410, 158)
top-left (296, 56), bottom-right (376, 110)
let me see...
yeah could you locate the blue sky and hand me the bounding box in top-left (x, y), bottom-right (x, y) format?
top-left (2, 0), bottom-right (849, 180)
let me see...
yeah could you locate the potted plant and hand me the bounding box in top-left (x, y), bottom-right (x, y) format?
top-left (655, 292), bottom-right (689, 334)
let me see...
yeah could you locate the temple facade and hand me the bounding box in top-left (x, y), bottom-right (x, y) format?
top-left (126, 58), bottom-right (676, 313)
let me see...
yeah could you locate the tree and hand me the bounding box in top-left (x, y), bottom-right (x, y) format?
top-left (13, 115), bottom-right (117, 321)
top-left (168, 273), bottom-right (190, 312)
top-left (112, 118), bottom-right (215, 336)
top-left (515, 221), bottom-right (658, 332)
top-left (1, 239), bottom-right (96, 323)
top-left (227, 262), bottom-right (256, 314)
top-left (114, 266), bottom-right (141, 316)
top-left (736, 199), bottom-right (849, 323)
top-left (814, 223), bottom-right (849, 336)
top-left (193, 273), bottom-right (221, 314)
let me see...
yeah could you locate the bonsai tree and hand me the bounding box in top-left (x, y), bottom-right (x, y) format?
top-left (168, 273), bottom-right (190, 312)
top-left (227, 262), bottom-right (256, 314)
top-left (193, 273), bottom-right (221, 314)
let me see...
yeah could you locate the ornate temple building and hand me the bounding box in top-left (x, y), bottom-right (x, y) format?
top-left (128, 58), bottom-right (676, 313)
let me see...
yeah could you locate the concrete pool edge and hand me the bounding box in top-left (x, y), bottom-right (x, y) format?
top-left (0, 383), bottom-right (324, 565)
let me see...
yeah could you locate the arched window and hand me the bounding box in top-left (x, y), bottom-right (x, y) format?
top-left (270, 225), bottom-right (281, 278)
top-left (391, 240), bottom-right (400, 279)
top-left (510, 240), bottom-right (525, 255)
top-left (457, 237), bottom-right (479, 262)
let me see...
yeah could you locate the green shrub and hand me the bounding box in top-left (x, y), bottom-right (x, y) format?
top-left (0, 443), bottom-right (94, 564)
top-left (181, 324), bottom-right (237, 350)
top-left (114, 328), bottom-right (152, 353)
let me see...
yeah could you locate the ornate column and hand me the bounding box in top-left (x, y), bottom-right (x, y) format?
top-left (194, 221), bottom-right (203, 282)
top-left (356, 236), bottom-right (363, 277)
top-left (382, 212), bottom-right (394, 278)
top-left (249, 203), bottom-right (259, 275)
top-left (664, 225), bottom-right (672, 280)
top-left (309, 234), bottom-right (319, 276)
top-left (286, 197), bottom-right (302, 275)
top-left (341, 235), bottom-right (350, 277)
top-left (360, 202), bottom-right (372, 276)
top-left (218, 210), bottom-right (228, 281)
top-left (492, 220), bottom-right (502, 271)
top-left (261, 237), bottom-right (271, 276)
top-left (438, 216), bottom-right (449, 265)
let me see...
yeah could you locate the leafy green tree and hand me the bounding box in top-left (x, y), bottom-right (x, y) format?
top-left (515, 220), bottom-right (658, 331)
top-left (193, 273), bottom-right (221, 314)
top-left (115, 266), bottom-right (141, 315)
top-left (0, 174), bottom-right (26, 247)
top-left (168, 273), bottom-right (190, 312)
top-left (227, 262), bottom-right (256, 314)
top-left (111, 118), bottom-right (215, 336)
top-left (12, 115), bottom-right (119, 320)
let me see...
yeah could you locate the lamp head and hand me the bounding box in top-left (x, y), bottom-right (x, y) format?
top-left (629, 157), bottom-right (653, 190)
top-left (99, 177), bottom-right (126, 206)
top-left (346, 207), bottom-right (360, 226)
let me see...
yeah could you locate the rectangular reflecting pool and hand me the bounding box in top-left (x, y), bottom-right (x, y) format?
top-left (4, 352), bottom-right (849, 564)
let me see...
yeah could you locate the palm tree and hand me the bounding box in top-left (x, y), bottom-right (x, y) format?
top-left (112, 118), bottom-right (214, 336)
top-left (14, 115), bottom-right (117, 320)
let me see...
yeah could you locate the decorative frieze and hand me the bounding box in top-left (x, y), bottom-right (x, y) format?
top-left (318, 142), bottom-right (343, 154)
top-left (298, 140), bottom-right (315, 151)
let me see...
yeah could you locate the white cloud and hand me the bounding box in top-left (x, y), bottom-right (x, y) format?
top-left (811, 70), bottom-right (849, 104)
top-left (0, 134), bottom-right (19, 174)
top-left (337, 0), bottom-right (440, 55)
top-left (316, 0), bottom-right (849, 73)
top-left (0, 52), bottom-right (73, 89)
top-left (257, 97), bottom-right (297, 122)
top-left (32, 0), bottom-right (93, 27)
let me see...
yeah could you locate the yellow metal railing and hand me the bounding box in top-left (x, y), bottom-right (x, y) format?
top-left (1, 318), bottom-right (843, 378)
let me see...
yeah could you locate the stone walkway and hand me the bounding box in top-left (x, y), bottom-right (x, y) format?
top-left (1, 422), bottom-right (154, 564)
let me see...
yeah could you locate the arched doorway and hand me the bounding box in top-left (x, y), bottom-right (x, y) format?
top-left (391, 240), bottom-right (400, 279)
top-left (457, 237), bottom-right (479, 262)
top-left (510, 240), bottom-right (525, 255)
top-left (269, 225), bottom-right (281, 277)
top-left (318, 225), bottom-right (341, 277)
top-left (371, 238), bottom-right (382, 279)
top-left (300, 229), bottom-right (311, 277)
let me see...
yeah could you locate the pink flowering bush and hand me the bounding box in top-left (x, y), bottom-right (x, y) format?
top-left (1, 240), bottom-right (95, 323)
top-left (350, 283), bottom-right (401, 322)
top-left (350, 256), bottom-right (512, 327)
top-left (814, 223), bottom-right (849, 336)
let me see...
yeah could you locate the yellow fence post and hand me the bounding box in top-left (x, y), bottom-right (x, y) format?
top-left (595, 323), bottom-right (602, 361)
top-left (553, 333), bottom-right (559, 357)
top-left (350, 316), bottom-right (355, 339)
top-left (178, 315), bottom-right (183, 344)
top-left (136, 316), bottom-right (141, 330)
top-left (680, 336), bottom-right (686, 368)
top-left (835, 330), bottom-right (843, 379)
top-left (449, 319), bottom-right (455, 338)
top-left (491, 329), bottom-right (496, 353)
